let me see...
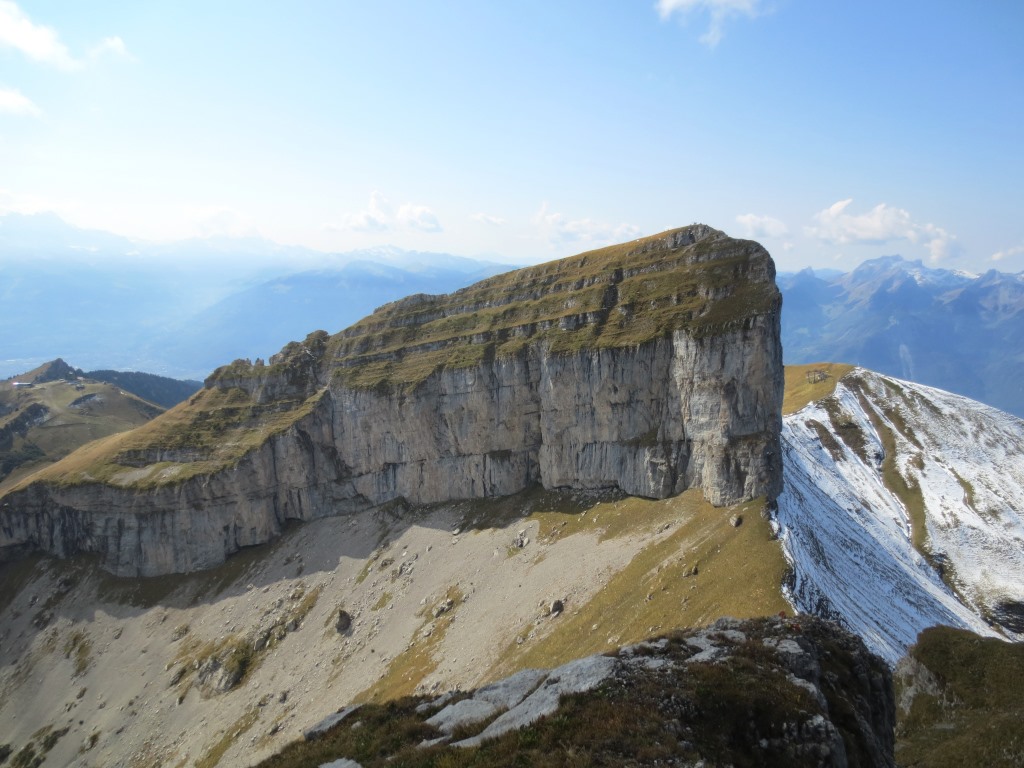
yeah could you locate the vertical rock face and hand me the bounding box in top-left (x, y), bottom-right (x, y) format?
top-left (0, 225), bottom-right (784, 576)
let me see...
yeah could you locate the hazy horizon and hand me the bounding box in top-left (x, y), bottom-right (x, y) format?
top-left (1, 2), bottom-right (1022, 274)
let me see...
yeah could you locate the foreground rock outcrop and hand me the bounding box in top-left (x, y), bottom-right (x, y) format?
top-left (0, 225), bottom-right (783, 575)
top-left (263, 616), bottom-right (896, 768)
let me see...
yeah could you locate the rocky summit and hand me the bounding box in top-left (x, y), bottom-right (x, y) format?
top-left (0, 225), bottom-right (783, 576)
top-left (260, 616), bottom-right (896, 768)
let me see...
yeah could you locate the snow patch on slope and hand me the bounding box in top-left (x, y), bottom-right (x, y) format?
top-left (776, 368), bottom-right (1024, 664)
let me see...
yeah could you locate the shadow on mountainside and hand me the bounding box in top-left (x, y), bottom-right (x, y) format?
top-left (0, 485), bottom-right (604, 647)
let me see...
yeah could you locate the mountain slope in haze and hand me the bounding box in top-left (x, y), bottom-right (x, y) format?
top-left (83, 369), bottom-right (202, 409)
top-left (775, 364), bottom-right (1024, 664)
top-left (0, 212), bottom-right (511, 380)
top-left (778, 256), bottom-right (1024, 417)
top-left (143, 258), bottom-right (510, 378)
top-left (0, 361), bottom-right (165, 491)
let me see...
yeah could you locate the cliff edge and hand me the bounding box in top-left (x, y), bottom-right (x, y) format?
top-left (0, 225), bottom-right (783, 575)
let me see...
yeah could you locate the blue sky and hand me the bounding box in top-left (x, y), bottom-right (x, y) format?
top-left (1, 1), bottom-right (1022, 271)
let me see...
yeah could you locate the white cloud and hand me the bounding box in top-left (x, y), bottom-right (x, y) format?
top-left (0, 3), bottom-right (131, 71)
top-left (89, 35), bottom-right (133, 62)
top-left (916, 221), bottom-right (958, 262)
top-left (534, 203), bottom-right (641, 248)
top-left (0, 85), bottom-right (39, 116)
top-left (332, 191), bottom-right (442, 234)
top-left (808, 199), bottom-right (911, 244)
top-left (656, 0), bottom-right (765, 46)
top-left (991, 245), bottom-right (1024, 263)
top-left (472, 213), bottom-right (505, 226)
top-left (807, 199), bottom-right (959, 262)
top-left (397, 203), bottom-right (442, 232)
top-left (735, 213), bottom-right (787, 239)
top-left (0, 0), bottom-right (80, 69)
top-left (338, 191), bottom-right (392, 232)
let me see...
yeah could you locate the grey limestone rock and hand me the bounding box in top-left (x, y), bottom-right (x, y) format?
top-left (0, 225), bottom-right (785, 576)
top-left (296, 617), bottom-right (895, 766)
top-left (452, 655), bottom-right (617, 748)
top-left (304, 705), bottom-right (361, 741)
top-left (424, 668), bottom-right (549, 737)
top-left (425, 698), bottom-right (499, 735)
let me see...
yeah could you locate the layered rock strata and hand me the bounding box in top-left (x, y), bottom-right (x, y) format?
top-left (0, 225), bottom-right (784, 575)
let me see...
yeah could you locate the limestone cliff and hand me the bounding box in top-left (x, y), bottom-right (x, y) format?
top-left (0, 225), bottom-right (783, 576)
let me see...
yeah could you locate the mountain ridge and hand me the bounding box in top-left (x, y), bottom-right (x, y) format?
top-left (0, 364), bottom-right (170, 494)
top-left (775, 364), bottom-right (1024, 663)
top-left (0, 225), bottom-right (784, 577)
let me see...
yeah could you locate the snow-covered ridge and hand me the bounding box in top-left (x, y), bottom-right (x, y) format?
top-left (775, 368), bottom-right (1024, 665)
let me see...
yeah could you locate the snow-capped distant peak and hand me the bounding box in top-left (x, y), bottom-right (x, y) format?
top-left (905, 264), bottom-right (975, 288)
top-left (951, 268), bottom-right (979, 280)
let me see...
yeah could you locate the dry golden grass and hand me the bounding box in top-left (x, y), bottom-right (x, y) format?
top-left (327, 226), bottom-right (778, 391)
top-left (194, 707), bottom-right (260, 768)
top-left (10, 385), bottom-right (324, 491)
top-left (487, 490), bottom-right (790, 680)
top-left (782, 363), bottom-right (855, 415)
top-left (897, 626), bottom-right (1024, 767)
top-left (0, 380), bottom-right (163, 492)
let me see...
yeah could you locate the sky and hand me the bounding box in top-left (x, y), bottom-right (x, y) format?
top-left (1, 0), bottom-right (1023, 272)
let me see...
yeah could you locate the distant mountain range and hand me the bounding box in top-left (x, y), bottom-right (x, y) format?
top-left (0, 212), bottom-right (510, 380)
top-left (778, 256), bottom-right (1024, 417)
top-left (5, 213), bottom-right (1024, 418)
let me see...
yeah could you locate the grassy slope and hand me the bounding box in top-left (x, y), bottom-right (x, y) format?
top-left (896, 626), bottom-right (1024, 766)
top-left (10, 385), bottom-right (324, 490)
top-left (782, 362), bottom-right (854, 415)
top-left (488, 492), bottom-right (791, 679)
top-left (256, 617), bottom-right (885, 768)
top-left (0, 379), bottom-right (162, 493)
top-left (316, 229), bottom-right (775, 392)
top-left (0, 483), bottom-right (794, 768)
top-left (354, 489), bottom-right (792, 705)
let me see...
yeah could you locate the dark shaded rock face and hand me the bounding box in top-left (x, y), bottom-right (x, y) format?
top-left (31, 358), bottom-right (81, 384)
top-left (263, 616), bottom-right (896, 768)
top-left (991, 599), bottom-right (1024, 634)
